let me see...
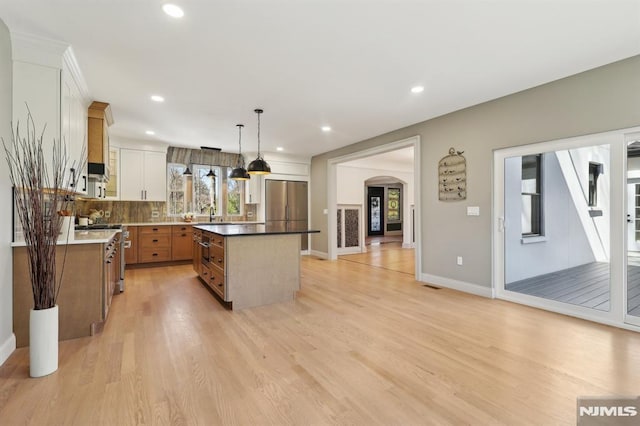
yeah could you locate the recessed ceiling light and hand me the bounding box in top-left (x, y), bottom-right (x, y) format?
top-left (321, 126), bottom-right (331, 132)
top-left (145, 130), bottom-right (155, 135)
top-left (276, 147), bottom-right (284, 151)
top-left (162, 4), bottom-right (184, 18)
top-left (150, 95), bottom-right (165, 102)
top-left (411, 86), bottom-right (425, 93)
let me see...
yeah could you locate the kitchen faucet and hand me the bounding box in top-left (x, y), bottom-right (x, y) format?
top-left (209, 206), bottom-right (214, 222)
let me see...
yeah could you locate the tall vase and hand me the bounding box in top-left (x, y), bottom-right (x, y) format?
top-left (29, 305), bottom-right (58, 377)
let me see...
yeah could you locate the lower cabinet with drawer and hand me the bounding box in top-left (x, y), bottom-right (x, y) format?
top-left (128, 224), bottom-right (194, 265)
top-left (138, 225), bottom-right (172, 263)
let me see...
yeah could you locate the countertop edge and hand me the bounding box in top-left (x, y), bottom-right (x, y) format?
top-left (11, 229), bottom-right (121, 247)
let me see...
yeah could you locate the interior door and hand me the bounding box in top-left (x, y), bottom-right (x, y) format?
top-left (367, 186), bottom-right (384, 236)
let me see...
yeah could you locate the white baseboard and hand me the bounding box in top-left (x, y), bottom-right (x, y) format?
top-left (309, 250), bottom-right (329, 259)
top-left (0, 333), bottom-right (16, 366)
top-left (402, 243), bottom-right (415, 249)
top-left (421, 273), bottom-right (495, 298)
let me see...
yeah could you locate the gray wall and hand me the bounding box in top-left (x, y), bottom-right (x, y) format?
top-left (0, 19), bottom-right (13, 364)
top-left (310, 55), bottom-right (640, 288)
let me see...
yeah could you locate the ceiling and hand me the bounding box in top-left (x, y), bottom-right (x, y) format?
top-left (2, 1), bottom-right (640, 159)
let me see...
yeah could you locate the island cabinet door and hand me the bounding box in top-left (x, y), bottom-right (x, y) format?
top-left (192, 230), bottom-right (202, 274)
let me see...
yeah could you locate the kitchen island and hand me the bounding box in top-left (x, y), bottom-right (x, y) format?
top-left (193, 224), bottom-right (319, 310)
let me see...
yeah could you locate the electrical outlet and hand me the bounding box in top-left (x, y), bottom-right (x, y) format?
top-left (151, 211), bottom-right (160, 218)
top-left (104, 210), bottom-right (111, 218)
top-left (457, 256), bottom-right (463, 266)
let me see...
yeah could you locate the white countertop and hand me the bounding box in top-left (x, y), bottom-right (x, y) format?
top-left (11, 229), bottom-right (121, 247)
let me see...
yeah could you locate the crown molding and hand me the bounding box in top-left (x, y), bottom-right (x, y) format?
top-left (62, 46), bottom-right (90, 104)
top-left (10, 31), bottom-right (69, 68)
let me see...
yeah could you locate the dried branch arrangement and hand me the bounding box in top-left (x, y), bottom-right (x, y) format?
top-left (2, 110), bottom-right (84, 310)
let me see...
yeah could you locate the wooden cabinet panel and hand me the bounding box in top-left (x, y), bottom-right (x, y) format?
top-left (139, 225), bottom-right (171, 235)
top-left (209, 267), bottom-right (225, 299)
top-left (172, 231), bottom-right (193, 261)
top-left (193, 229), bottom-right (202, 274)
top-left (139, 247), bottom-right (172, 263)
top-left (210, 245), bottom-right (224, 273)
top-left (137, 225), bottom-right (171, 263)
top-left (139, 233), bottom-right (171, 247)
top-left (124, 226), bottom-right (138, 265)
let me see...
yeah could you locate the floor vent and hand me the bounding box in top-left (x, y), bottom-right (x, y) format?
top-left (422, 284), bottom-right (441, 290)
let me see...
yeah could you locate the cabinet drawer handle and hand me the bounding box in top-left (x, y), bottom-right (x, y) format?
top-left (218, 283), bottom-right (223, 287)
top-left (217, 258), bottom-right (223, 263)
top-left (153, 239), bottom-right (158, 242)
top-left (152, 253), bottom-right (158, 256)
top-left (182, 233), bottom-right (186, 237)
top-left (152, 228), bottom-right (158, 231)
top-left (203, 271), bottom-right (208, 276)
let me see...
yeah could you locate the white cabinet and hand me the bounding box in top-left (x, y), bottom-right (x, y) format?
top-left (12, 40), bottom-right (88, 194)
top-left (12, 61), bottom-right (61, 187)
top-left (86, 178), bottom-right (106, 199)
top-left (120, 149), bottom-right (166, 201)
top-left (245, 175), bottom-right (262, 204)
top-left (61, 65), bottom-right (88, 194)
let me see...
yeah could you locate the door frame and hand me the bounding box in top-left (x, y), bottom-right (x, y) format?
top-left (493, 126), bottom-right (640, 331)
top-left (327, 135), bottom-right (421, 280)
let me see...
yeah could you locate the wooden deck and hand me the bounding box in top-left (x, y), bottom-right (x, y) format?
top-left (506, 261), bottom-right (640, 315)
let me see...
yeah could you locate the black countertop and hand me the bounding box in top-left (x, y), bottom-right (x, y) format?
top-left (194, 224), bottom-right (320, 237)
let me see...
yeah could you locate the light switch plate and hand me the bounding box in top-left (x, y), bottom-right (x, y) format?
top-left (467, 206), bottom-right (480, 216)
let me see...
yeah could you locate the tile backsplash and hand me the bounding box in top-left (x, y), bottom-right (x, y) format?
top-left (75, 200), bottom-right (256, 224)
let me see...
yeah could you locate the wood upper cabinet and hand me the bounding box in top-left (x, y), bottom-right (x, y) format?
top-left (171, 225), bottom-right (193, 261)
top-left (124, 226), bottom-right (138, 265)
top-left (120, 149), bottom-right (167, 201)
top-left (87, 101), bottom-right (113, 179)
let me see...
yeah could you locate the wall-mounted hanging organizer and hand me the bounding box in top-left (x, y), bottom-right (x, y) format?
top-left (438, 147), bottom-right (466, 201)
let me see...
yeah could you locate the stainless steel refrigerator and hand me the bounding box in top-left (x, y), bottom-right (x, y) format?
top-left (265, 180), bottom-right (308, 250)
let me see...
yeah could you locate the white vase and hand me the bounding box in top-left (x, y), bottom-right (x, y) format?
top-left (29, 305), bottom-right (58, 377)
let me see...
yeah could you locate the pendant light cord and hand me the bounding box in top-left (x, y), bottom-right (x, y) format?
top-left (256, 111), bottom-right (262, 158)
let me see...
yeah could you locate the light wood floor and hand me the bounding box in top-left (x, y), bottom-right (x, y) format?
top-left (1, 255), bottom-right (640, 425)
top-left (340, 242), bottom-right (414, 275)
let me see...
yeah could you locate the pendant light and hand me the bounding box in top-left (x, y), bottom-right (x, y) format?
top-left (207, 167), bottom-right (216, 178)
top-left (247, 108), bottom-right (271, 175)
top-left (183, 166), bottom-right (192, 176)
top-left (230, 124), bottom-right (250, 180)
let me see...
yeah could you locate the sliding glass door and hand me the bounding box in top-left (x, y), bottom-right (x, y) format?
top-left (494, 128), bottom-right (640, 329)
top-left (626, 136), bottom-right (640, 326)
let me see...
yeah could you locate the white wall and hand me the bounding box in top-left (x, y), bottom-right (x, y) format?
top-left (337, 164), bottom-right (414, 246)
top-left (504, 153), bottom-right (596, 283)
top-left (337, 165), bottom-right (414, 205)
top-left (0, 19), bottom-right (15, 365)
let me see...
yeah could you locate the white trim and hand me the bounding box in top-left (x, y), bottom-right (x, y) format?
top-left (10, 31), bottom-right (68, 68)
top-left (402, 243), bottom-right (415, 249)
top-left (500, 290), bottom-right (640, 332)
top-left (327, 135), bottom-right (421, 281)
top-left (421, 273), bottom-right (495, 298)
top-left (0, 333), bottom-right (16, 366)
top-left (62, 46), bottom-right (90, 103)
top-left (493, 125), bottom-right (640, 331)
top-left (309, 250), bottom-right (329, 259)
